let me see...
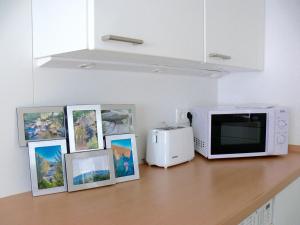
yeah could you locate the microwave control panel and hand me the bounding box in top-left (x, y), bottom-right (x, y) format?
top-left (274, 108), bottom-right (288, 154)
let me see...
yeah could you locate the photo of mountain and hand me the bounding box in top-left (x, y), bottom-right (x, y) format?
top-left (35, 145), bottom-right (64, 189)
top-left (72, 110), bottom-right (98, 150)
top-left (24, 112), bottom-right (65, 141)
top-left (111, 139), bottom-right (135, 178)
top-left (101, 109), bottom-right (134, 135)
top-left (72, 155), bottom-right (110, 185)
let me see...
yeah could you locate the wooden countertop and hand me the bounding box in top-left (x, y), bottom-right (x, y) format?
top-left (1, 146), bottom-right (300, 225)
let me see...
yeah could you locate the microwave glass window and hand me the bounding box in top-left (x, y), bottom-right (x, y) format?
top-left (221, 121), bottom-right (261, 145)
top-left (211, 113), bottom-right (267, 155)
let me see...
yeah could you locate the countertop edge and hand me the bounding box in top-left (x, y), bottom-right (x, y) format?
top-left (224, 145), bottom-right (300, 225)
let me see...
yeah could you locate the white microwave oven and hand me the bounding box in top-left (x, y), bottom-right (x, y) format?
top-left (191, 106), bottom-right (288, 159)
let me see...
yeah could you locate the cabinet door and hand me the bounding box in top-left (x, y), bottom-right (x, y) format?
top-left (205, 0), bottom-right (265, 70)
top-left (273, 178), bottom-right (300, 225)
top-left (91, 0), bottom-right (204, 61)
top-left (32, 0), bottom-right (87, 58)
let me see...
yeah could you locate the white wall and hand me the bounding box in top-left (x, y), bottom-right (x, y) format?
top-left (33, 68), bottom-right (217, 161)
top-left (0, 0), bottom-right (217, 198)
top-left (0, 0), bottom-right (33, 198)
top-left (218, 0), bottom-right (300, 144)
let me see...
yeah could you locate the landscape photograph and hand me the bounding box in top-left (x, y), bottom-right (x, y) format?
top-left (24, 112), bottom-right (65, 141)
top-left (101, 109), bottom-right (134, 135)
top-left (35, 145), bottom-right (64, 189)
top-left (111, 139), bottom-right (135, 178)
top-left (72, 110), bottom-right (99, 150)
top-left (72, 156), bottom-right (110, 185)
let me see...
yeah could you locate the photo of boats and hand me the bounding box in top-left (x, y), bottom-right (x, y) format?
top-left (101, 109), bottom-right (134, 135)
top-left (23, 112), bottom-right (65, 141)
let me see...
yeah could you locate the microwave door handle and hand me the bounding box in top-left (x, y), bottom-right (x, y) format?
top-left (246, 111), bottom-right (251, 119)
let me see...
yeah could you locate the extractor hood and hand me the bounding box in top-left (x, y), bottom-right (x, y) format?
top-left (35, 49), bottom-right (230, 77)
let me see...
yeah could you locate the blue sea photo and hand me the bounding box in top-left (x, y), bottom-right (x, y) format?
top-left (111, 138), bottom-right (135, 178)
top-left (72, 155), bottom-right (110, 185)
top-left (35, 145), bottom-right (64, 189)
top-left (73, 170), bottom-right (110, 185)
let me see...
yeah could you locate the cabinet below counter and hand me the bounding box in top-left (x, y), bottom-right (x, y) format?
top-left (1, 146), bottom-right (300, 225)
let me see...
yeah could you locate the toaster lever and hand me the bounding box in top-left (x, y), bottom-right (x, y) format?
top-left (152, 134), bottom-right (158, 143)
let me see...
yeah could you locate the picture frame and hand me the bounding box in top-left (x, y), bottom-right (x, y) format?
top-left (66, 105), bottom-right (104, 153)
top-left (101, 104), bottom-right (136, 136)
top-left (17, 106), bottom-right (66, 147)
top-left (65, 149), bottom-right (116, 192)
top-left (105, 134), bottom-right (139, 183)
top-left (28, 140), bottom-right (67, 196)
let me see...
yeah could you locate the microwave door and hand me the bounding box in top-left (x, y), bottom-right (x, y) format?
top-left (211, 113), bottom-right (267, 155)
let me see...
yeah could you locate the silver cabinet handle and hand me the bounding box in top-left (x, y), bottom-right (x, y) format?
top-left (209, 53), bottom-right (232, 60)
top-left (102, 35), bottom-right (144, 45)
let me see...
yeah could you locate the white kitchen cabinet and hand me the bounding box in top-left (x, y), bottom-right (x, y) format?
top-left (91, 0), bottom-right (204, 61)
top-left (205, 0), bottom-right (265, 70)
top-left (32, 0), bottom-right (87, 58)
top-left (239, 177), bottom-right (300, 225)
top-left (273, 177), bottom-right (300, 225)
top-left (33, 0), bottom-right (204, 61)
top-left (239, 200), bottom-right (273, 225)
top-left (32, 0), bottom-right (265, 75)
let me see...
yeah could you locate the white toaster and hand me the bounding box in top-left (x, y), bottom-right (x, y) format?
top-left (146, 126), bottom-right (195, 168)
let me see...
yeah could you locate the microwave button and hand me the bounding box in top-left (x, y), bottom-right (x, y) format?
top-left (278, 120), bottom-right (287, 129)
top-left (277, 134), bottom-right (286, 144)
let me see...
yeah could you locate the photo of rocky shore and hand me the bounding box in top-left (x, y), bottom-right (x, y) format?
top-left (24, 112), bottom-right (65, 141)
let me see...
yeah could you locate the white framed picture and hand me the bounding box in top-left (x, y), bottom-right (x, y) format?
top-left (66, 105), bottom-right (104, 153)
top-left (101, 104), bottom-right (136, 136)
top-left (105, 134), bottom-right (139, 183)
top-left (65, 149), bottom-right (116, 192)
top-left (28, 140), bottom-right (67, 196)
